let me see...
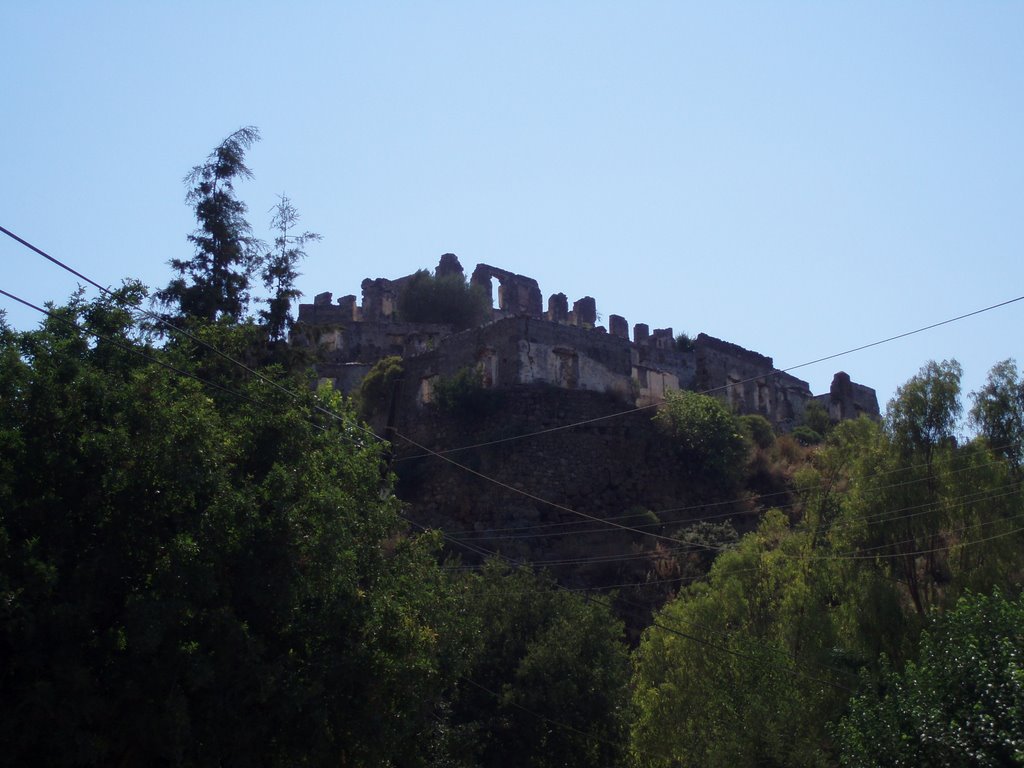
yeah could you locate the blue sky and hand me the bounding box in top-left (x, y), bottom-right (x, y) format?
top-left (3, 2), bottom-right (1022, 416)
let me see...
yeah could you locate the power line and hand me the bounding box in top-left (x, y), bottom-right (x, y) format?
top-left (8, 229), bottom-right (1020, 581)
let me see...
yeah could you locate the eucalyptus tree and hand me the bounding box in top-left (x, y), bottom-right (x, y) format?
top-left (970, 358), bottom-right (1024, 473)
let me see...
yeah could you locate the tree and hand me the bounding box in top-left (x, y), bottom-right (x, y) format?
top-left (655, 389), bottom-right (749, 494)
top-left (437, 562), bottom-right (631, 768)
top-left (970, 358), bottom-right (1024, 472)
top-left (157, 126), bottom-right (262, 323)
top-left (0, 288), bottom-right (458, 766)
top-left (397, 269), bottom-right (491, 331)
top-left (261, 194), bottom-right (320, 341)
top-left (872, 360), bottom-right (963, 614)
top-left (630, 511), bottom-right (847, 768)
top-left (886, 359), bottom-right (962, 465)
top-left (835, 590), bottom-right (1024, 768)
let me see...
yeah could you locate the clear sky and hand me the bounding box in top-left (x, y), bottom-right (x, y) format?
top-left (3, 2), bottom-right (1022, 418)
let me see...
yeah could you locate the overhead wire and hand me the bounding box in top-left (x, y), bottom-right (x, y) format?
top-left (9, 225), bottom-right (1017, 572)
top-left (7, 225), bottom-right (1022, 586)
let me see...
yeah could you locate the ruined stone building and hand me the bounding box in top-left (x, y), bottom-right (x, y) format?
top-left (292, 253), bottom-right (880, 608)
top-left (293, 253), bottom-right (879, 430)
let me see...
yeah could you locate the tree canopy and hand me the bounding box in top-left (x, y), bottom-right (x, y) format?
top-left (0, 288), bottom-right (458, 765)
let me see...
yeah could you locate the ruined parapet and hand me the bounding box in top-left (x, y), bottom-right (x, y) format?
top-left (651, 328), bottom-right (674, 350)
top-left (297, 292), bottom-right (358, 326)
top-left (569, 296), bottom-right (597, 328)
top-left (336, 294), bottom-right (357, 321)
top-left (360, 277), bottom-right (402, 321)
top-left (634, 323), bottom-right (650, 344)
top-left (690, 333), bottom-right (815, 428)
top-left (435, 252), bottom-right (464, 280)
top-left (609, 314), bottom-right (629, 340)
top-left (774, 371), bottom-right (814, 429)
top-left (471, 263), bottom-right (543, 317)
top-left (547, 293), bottom-right (569, 323)
top-left (819, 371), bottom-right (880, 422)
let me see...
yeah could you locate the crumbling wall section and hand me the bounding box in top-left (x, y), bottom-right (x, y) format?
top-left (470, 264), bottom-right (543, 318)
top-left (396, 317), bottom-right (637, 412)
top-left (695, 333), bottom-right (812, 425)
top-left (295, 255), bottom-right (877, 430)
top-left (816, 371), bottom-right (881, 422)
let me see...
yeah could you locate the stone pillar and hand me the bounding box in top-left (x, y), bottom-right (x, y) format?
top-left (336, 294), bottom-right (357, 320)
top-left (572, 296), bottom-right (597, 327)
top-left (634, 323), bottom-right (650, 343)
top-left (548, 292), bottom-right (569, 323)
top-left (830, 371), bottom-right (854, 420)
top-left (435, 253), bottom-right (464, 280)
top-left (609, 314), bottom-right (629, 340)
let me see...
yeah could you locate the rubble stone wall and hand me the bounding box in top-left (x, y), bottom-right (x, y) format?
top-left (295, 253), bottom-right (880, 427)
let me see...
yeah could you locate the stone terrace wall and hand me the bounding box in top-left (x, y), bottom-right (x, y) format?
top-left (392, 387), bottom-right (758, 586)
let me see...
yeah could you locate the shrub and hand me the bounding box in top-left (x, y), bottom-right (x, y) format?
top-left (433, 366), bottom-right (501, 417)
top-left (791, 425), bottom-right (823, 446)
top-left (803, 399), bottom-right (832, 436)
top-left (739, 413), bottom-right (775, 449)
top-left (358, 355), bottom-right (403, 419)
top-left (397, 270), bottom-right (490, 330)
top-left (655, 390), bottom-right (749, 492)
top-left (675, 332), bottom-right (695, 352)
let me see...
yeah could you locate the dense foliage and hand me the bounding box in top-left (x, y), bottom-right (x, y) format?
top-left (5, 128), bottom-right (1023, 766)
top-left (836, 590), bottom-right (1024, 767)
top-left (0, 289), bottom-right (458, 765)
top-left (631, 360), bottom-right (1024, 766)
top-left (397, 270), bottom-right (491, 331)
top-left (0, 288), bottom-right (630, 767)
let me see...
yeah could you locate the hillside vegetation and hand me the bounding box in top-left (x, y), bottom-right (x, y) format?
top-left (3, 129), bottom-right (1022, 766)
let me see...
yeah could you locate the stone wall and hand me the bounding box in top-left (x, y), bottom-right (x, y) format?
top-left (292, 320), bottom-right (452, 371)
top-left (694, 333), bottom-right (813, 429)
top-left (392, 386), bottom-right (758, 589)
top-left (294, 254), bottom-right (880, 426)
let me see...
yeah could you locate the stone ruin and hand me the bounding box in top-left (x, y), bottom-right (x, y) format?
top-left (294, 253), bottom-right (879, 429)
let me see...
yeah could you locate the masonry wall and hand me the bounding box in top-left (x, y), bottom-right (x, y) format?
top-left (392, 386), bottom-right (760, 592)
top-left (295, 257), bottom-right (878, 427)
